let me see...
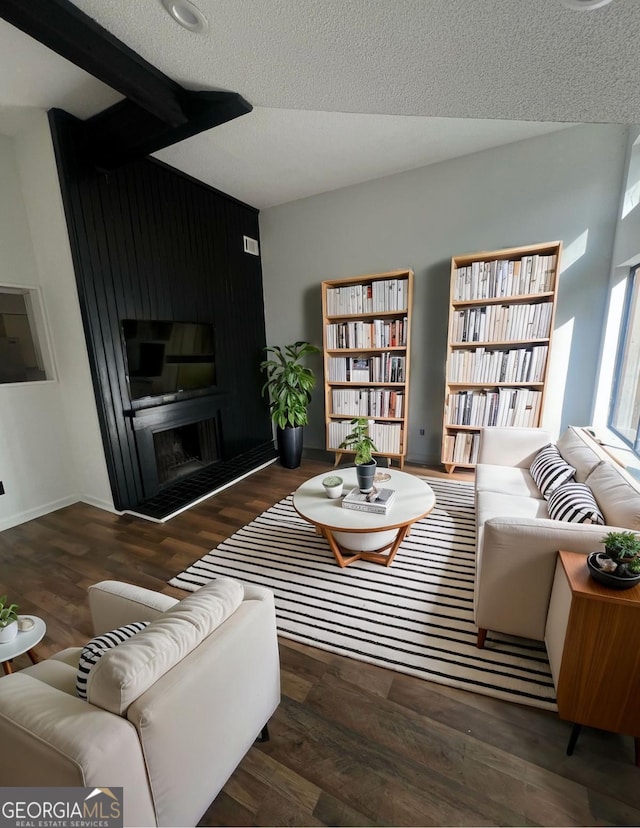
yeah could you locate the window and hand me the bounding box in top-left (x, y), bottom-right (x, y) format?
top-left (609, 264), bottom-right (640, 452)
top-left (0, 286), bottom-right (55, 385)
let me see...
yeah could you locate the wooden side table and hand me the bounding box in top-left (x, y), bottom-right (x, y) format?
top-left (545, 550), bottom-right (640, 766)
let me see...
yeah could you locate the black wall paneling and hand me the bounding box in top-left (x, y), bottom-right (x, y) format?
top-left (49, 109), bottom-right (274, 513)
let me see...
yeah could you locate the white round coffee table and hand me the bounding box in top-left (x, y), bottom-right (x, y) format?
top-left (293, 468), bottom-right (435, 568)
top-left (0, 616), bottom-right (46, 675)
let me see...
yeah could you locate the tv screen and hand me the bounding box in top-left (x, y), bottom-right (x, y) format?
top-left (121, 320), bottom-right (216, 402)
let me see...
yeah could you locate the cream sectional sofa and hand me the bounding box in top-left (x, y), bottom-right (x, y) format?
top-left (474, 425), bottom-right (640, 645)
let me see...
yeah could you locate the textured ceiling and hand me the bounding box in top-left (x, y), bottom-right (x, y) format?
top-left (0, 0), bottom-right (637, 206)
top-left (68, 0), bottom-right (640, 123)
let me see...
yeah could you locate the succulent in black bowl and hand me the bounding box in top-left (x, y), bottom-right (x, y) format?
top-left (587, 531), bottom-right (640, 590)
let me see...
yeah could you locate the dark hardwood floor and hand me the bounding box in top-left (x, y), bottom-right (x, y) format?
top-left (1, 458), bottom-right (639, 827)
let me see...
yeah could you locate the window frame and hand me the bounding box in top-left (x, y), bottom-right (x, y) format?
top-left (608, 263), bottom-right (640, 454)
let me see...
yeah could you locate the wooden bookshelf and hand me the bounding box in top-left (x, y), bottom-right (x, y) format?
top-left (442, 241), bottom-right (562, 473)
top-left (321, 269), bottom-right (414, 468)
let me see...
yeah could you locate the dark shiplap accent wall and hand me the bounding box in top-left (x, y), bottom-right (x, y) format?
top-left (49, 109), bottom-right (273, 510)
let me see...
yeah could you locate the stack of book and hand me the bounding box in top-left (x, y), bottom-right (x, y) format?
top-left (325, 279), bottom-right (409, 315)
top-left (325, 317), bottom-right (408, 349)
top-left (452, 302), bottom-right (553, 344)
top-left (452, 254), bottom-right (557, 301)
top-left (446, 387), bottom-right (542, 428)
top-left (341, 487), bottom-right (396, 514)
top-left (447, 345), bottom-right (548, 384)
top-left (328, 421), bottom-right (402, 454)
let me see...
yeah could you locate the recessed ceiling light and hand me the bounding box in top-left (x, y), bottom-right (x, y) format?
top-left (161, 0), bottom-right (208, 33)
top-left (559, 0), bottom-right (613, 9)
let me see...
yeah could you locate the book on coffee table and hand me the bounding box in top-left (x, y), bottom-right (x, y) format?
top-left (341, 487), bottom-right (396, 514)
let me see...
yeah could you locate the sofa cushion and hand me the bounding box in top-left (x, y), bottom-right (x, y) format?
top-left (476, 490), bottom-right (550, 528)
top-left (547, 482), bottom-right (605, 525)
top-left (586, 460), bottom-right (640, 530)
top-left (556, 426), bottom-right (602, 483)
top-left (529, 443), bottom-right (576, 498)
top-left (475, 464), bottom-right (543, 499)
top-left (87, 577), bottom-right (244, 716)
top-left (77, 622), bottom-right (149, 700)
top-left (21, 658), bottom-right (80, 696)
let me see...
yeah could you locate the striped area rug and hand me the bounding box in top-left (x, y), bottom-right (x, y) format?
top-left (170, 476), bottom-right (556, 710)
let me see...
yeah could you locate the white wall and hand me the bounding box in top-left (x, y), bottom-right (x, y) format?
top-left (260, 124), bottom-right (628, 464)
top-left (0, 116), bottom-right (113, 531)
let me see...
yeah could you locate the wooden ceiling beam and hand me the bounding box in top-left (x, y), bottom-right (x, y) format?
top-left (84, 91), bottom-right (252, 170)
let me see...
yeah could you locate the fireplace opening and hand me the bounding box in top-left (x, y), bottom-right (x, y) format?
top-left (153, 418), bottom-right (220, 486)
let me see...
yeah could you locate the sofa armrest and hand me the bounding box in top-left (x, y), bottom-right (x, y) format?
top-left (242, 583), bottom-right (276, 603)
top-left (476, 517), bottom-right (609, 641)
top-left (0, 673), bottom-right (155, 826)
top-left (88, 580), bottom-right (179, 635)
top-left (477, 427), bottom-right (553, 467)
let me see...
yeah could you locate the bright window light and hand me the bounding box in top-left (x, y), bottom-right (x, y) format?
top-left (609, 265), bottom-right (640, 450)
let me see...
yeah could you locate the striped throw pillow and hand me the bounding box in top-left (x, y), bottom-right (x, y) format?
top-left (547, 482), bottom-right (605, 525)
top-left (530, 443), bottom-right (576, 498)
top-left (76, 621), bottom-right (149, 700)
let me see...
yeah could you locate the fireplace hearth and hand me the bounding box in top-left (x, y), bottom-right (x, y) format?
top-left (131, 396), bottom-right (224, 499)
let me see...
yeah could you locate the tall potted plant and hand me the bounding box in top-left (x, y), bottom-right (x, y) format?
top-left (260, 341), bottom-right (320, 468)
top-left (339, 417), bottom-right (378, 492)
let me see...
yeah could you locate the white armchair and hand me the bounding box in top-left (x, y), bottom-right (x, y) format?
top-left (0, 578), bottom-right (280, 827)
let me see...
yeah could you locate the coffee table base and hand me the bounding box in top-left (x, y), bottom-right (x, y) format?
top-left (322, 525), bottom-right (410, 568)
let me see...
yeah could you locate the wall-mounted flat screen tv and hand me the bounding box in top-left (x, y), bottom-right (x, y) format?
top-left (121, 319), bottom-right (216, 403)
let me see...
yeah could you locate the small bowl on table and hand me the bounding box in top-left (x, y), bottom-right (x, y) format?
top-left (322, 476), bottom-right (343, 499)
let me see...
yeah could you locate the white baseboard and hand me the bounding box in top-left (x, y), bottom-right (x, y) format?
top-left (0, 459), bottom-right (277, 531)
top-left (0, 495), bottom-right (79, 533)
top-left (79, 495), bottom-right (120, 514)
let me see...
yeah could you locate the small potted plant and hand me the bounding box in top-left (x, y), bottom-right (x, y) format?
top-left (339, 417), bottom-right (378, 493)
top-left (0, 595), bottom-right (19, 643)
top-left (260, 341), bottom-right (320, 469)
top-left (587, 531), bottom-right (640, 589)
top-left (322, 475), bottom-right (343, 499)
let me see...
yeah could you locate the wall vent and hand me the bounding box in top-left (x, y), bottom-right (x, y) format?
top-left (243, 236), bottom-right (260, 256)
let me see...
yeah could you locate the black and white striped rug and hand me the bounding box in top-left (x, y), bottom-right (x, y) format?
top-left (170, 476), bottom-right (556, 710)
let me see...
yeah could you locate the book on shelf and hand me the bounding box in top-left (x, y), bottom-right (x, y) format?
top-left (341, 486), bottom-right (396, 513)
top-left (350, 357), bottom-right (370, 382)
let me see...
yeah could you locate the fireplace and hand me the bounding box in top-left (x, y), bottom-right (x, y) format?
top-left (131, 397), bottom-right (224, 500)
top-left (153, 419), bottom-right (219, 486)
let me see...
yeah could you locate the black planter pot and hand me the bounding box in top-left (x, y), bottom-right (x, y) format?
top-left (277, 425), bottom-right (303, 469)
top-left (356, 459), bottom-right (377, 493)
